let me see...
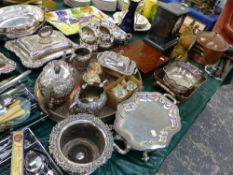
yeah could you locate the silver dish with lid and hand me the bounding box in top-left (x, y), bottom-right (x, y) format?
top-left (163, 61), bottom-right (204, 94)
top-left (49, 114), bottom-right (113, 175)
top-left (0, 53), bottom-right (16, 74)
top-left (5, 27), bottom-right (74, 68)
top-left (38, 60), bottom-right (76, 106)
top-left (0, 5), bottom-right (44, 38)
top-left (114, 92), bottom-right (181, 161)
top-left (97, 51), bottom-right (137, 76)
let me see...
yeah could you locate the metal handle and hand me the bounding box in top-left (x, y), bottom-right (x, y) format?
top-left (164, 93), bottom-right (176, 105)
top-left (113, 135), bottom-right (131, 155)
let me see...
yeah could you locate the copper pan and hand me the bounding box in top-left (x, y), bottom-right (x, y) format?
top-left (190, 31), bottom-right (229, 65)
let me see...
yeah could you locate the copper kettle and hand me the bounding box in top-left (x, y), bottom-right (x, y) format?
top-left (190, 31), bottom-right (229, 65)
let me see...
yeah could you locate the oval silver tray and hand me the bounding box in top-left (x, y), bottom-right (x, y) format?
top-left (35, 55), bottom-right (142, 122)
top-left (0, 5), bottom-right (44, 38)
top-left (114, 92), bottom-right (181, 152)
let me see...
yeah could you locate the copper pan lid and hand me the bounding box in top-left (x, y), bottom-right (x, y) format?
top-left (196, 31), bottom-right (229, 52)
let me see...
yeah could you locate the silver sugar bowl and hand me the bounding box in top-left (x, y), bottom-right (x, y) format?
top-left (49, 114), bottom-right (113, 175)
top-left (70, 47), bottom-right (92, 69)
top-left (70, 83), bottom-right (107, 114)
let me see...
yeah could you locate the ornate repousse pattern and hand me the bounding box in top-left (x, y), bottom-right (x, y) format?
top-left (39, 60), bottom-right (76, 105)
top-left (73, 86), bottom-right (107, 114)
top-left (49, 114), bottom-right (113, 175)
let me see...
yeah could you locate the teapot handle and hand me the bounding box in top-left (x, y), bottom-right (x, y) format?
top-left (113, 135), bottom-right (131, 155)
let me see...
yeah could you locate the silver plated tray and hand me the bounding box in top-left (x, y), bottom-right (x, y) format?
top-left (163, 61), bottom-right (204, 93)
top-left (5, 30), bottom-right (74, 68)
top-left (0, 53), bottom-right (16, 74)
top-left (0, 5), bottom-right (44, 38)
top-left (97, 51), bottom-right (137, 76)
top-left (35, 54), bottom-right (142, 122)
top-left (114, 92), bottom-right (181, 160)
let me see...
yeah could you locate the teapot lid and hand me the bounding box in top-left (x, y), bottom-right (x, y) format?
top-left (197, 32), bottom-right (229, 52)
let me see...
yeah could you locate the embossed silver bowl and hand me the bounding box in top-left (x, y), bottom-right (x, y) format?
top-left (70, 84), bottom-right (107, 114)
top-left (96, 24), bottom-right (114, 49)
top-left (163, 61), bottom-right (204, 94)
top-left (80, 24), bottom-right (98, 44)
top-left (71, 47), bottom-right (92, 69)
top-left (49, 114), bottom-right (113, 175)
top-left (114, 92), bottom-right (181, 162)
top-left (38, 60), bottom-right (76, 106)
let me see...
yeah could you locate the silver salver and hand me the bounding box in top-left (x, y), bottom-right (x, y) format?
top-left (0, 53), bottom-right (16, 74)
top-left (0, 5), bottom-right (44, 38)
top-left (114, 92), bottom-right (181, 161)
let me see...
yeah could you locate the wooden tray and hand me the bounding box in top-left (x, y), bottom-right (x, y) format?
top-left (115, 40), bottom-right (170, 74)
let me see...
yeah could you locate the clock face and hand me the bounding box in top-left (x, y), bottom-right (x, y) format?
top-left (172, 17), bottom-right (183, 34)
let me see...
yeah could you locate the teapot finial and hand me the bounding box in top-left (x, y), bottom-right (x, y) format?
top-left (54, 64), bottom-right (61, 74)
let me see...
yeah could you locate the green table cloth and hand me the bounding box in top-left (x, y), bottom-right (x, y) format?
top-left (1, 1), bottom-right (233, 175)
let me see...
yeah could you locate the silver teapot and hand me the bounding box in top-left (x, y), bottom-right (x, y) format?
top-left (38, 60), bottom-right (76, 107)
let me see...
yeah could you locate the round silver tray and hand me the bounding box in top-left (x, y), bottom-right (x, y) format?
top-left (35, 55), bottom-right (142, 122)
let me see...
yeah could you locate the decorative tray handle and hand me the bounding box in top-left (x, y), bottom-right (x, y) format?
top-left (163, 93), bottom-right (177, 105)
top-left (113, 135), bottom-right (131, 155)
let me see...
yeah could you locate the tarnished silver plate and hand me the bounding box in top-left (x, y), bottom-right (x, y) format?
top-left (163, 61), bottom-right (204, 93)
top-left (0, 53), bottom-right (16, 74)
top-left (97, 51), bottom-right (137, 76)
top-left (5, 30), bottom-right (74, 68)
top-left (114, 92), bottom-right (181, 155)
top-left (0, 5), bottom-right (44, 38)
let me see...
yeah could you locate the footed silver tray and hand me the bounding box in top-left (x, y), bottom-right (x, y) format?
top-left (114, 92), bottom-right (181, 161)
top-left (0, 53), bottom-right (16, 74)
top-left (5, 30), bottom-right (74, 68)
top-left (0, 5), bottom-right (44, 38)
